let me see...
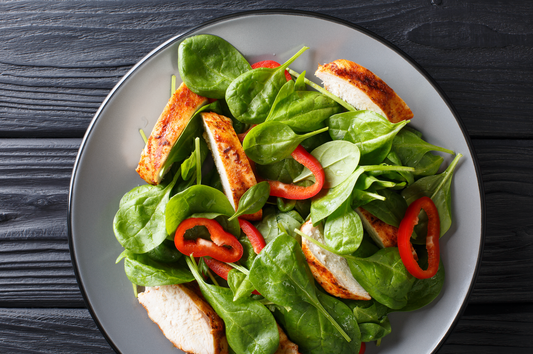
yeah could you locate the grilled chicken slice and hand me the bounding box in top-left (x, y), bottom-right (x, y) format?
top-left (355, 207), bottom-right (418, 260)
top-left (355, 207), bottom-right (398, 248)
top-left (315, 59), bottom-right (413, 123)
top-left (275, 324), bottom-right (301, 354)
top-left (138, 283), bottom-right (228, 354)
top-left (202, 112), bottom-right (262, 221)
top-left (300, 220), bottom-right (371, 301)
top-left (136, 82), bottom-right (208, 185)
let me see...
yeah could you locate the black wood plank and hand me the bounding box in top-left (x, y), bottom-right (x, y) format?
top-left (1, 1), bottom-right (532, 138)
top-left (0, 304), bottom-right (531, 353)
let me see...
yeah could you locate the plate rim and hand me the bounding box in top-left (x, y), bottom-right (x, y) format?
top-left (67, 9), bottom-right (486, 354)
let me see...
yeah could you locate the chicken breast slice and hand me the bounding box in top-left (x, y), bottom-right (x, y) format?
top-left (300, 220), bottom-right (371, 301)
top-left (355, 207), bottom-right (418, 260)
top-left (315, 59), bottom-right (413, 123)
top-left (202, 111), bottom-right (262, 221)
top-left (136, 82), bottom-right (208, 185)
top-left (138, 283), bottom-right (228, 354)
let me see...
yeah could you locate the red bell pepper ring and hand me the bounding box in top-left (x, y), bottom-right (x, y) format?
top-left (251, 60), bottom-right (292, 81)
top-left (359, 342), bottom-right (366, 354)
top-left (174, 218), bottom-right (243, 263)
top-left (238, 218), bottom-right (266, 254)
top-left (265, 145), bottom-right (325, 200)
top-left (398, 196), bottom-right (440, 279)
top-left (203, 257), bottom-right (233, 279)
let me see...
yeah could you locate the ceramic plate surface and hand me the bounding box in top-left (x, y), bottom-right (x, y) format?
top-left (69, 10), bottom-right (484, 354)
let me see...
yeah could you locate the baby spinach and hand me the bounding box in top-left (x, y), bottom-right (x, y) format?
top-left (294, 141), bottom-right (360, 188)
top-left (346, 247), bottom-right (415, 309)
top-left (310, 167), bottom-right (366, 225)
top-left (165, 185), bottom-right (239, 236)
top-left (265, 80), bottom-right (343, 132)
top-left (344, 299), bottom-right (391, 342)
top-left (395, 248), bottom-right (445, 312)
top-left (243, 122), bottom-right (328, 165)
top-left (248, 234), bottom-right (352, 342)
top-left (402, 153), bottom-right (463, 237)
top-left (145, 239), bottom-right (182, 263)
top-left (256, 157), bottom-right (303, 184)
top-left (360, 189), bottom-right (409, 228)
top-left (392, 127), bottom-right (454, 170)
top-left (275, 291), bottom-right (361, 354)
top-left (328, 110), bottom-right (408, 164)
top-left (186, 257), bottom-right (280, 354)
top-left (228, 181), bottom-right (270, 221)
top-left (178, 34), bottom-right (251, 99)
top-left (255, 210), bottom-right (303, 244)
top-left (227, 269), bottom-right (256, 301)
top-left (324, 199), bottom-right (364, 255)
top-left (122, 251), bottom-right (194, 286)
top-left (113, 171), bottom-right (181, 253)
top-left (226, 46), bottom-right (308, 124)
top-left (276, 197), bottom-right (296, 212)
top-left (181, 137), bottom-right (208, 181)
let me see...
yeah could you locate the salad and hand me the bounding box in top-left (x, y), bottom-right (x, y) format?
top-left (113, 34), bottom-right (462, 354)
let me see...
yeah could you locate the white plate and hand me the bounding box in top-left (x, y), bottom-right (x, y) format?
top-left (68, 10), bottom-right (484, 354)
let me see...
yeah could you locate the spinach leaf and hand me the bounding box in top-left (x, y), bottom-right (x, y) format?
top-left (113, 171), bottom-right (180, 253)
top-left (181, 137), bottom-right (209, 181)
top-left (227, 269), bottom-right (256, 301)
top-left (255, 210), bottom-right (303, 244)
top-left (226, 46), bottom-right (308, 124)
top-left (265, 80), bottom-right (343, 132)
top-left (395, 247), bottom-right (445, 312)
top-left (294, 141), bottom-right (360, 188)
top-left (186, 257), bottom-right (280, 354)
top-left (256, 157), bottom-right (303, 184)
top-left (355, 173), bottom-right (405, 191)
top-left (310, 167), bottom-right (366, 225)
top-left (344, 299), bottom-right (391, 342)
top-left (248, 235), bottom-right (351, 342)
top-left (228, 181), bottom-right (270, 221)
top-left (324, 199), bottom-right (364, 255)
top-left (380, 151), bottom-right (414, 185)
top-left (145, 239), bottom-right (182, 263)
top-left (392, 127), bottom-right (454, 170)
top-left (360, 189), bottom-right (409, 228)
top-left (328, 110), bottom-right (408, 164)
top-left (178, 34), bottom-right (251, 99)
top-left (165, 185), bottom-right (239, 236)
top-left (351, 234), bottom-right (380, 258)
top-left (346, 247), bottom-right (415, 309)
top-left (276, 197), bottom-right (296, 212)
top-left (402, 153), bottom-right (462, 237)
top-left (122, 251), bottom-right (194, 286)
top-left (275, 291), bottom-right (361, 354)
top-left (243, 122), bottom-right (328, 165)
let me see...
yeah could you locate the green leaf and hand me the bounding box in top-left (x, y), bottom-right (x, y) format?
top-left (226, 47), bottom-right (308, 124)
top-left (324, 199), bottom-right (364, 254)
top-left (294, 140), bottom-right (360, 188)
top-left (328, 110), bottom-right (408, 164)
top-left (392, 127), bottom-right (454, 169)
top-left (122, 251), bottom-right (194, 286)
top-left (243, 122), bottom-right (328, 165)
top-left (228, 181), bottom-right (270, 221)
top-left (178, 34), bottom-right (251, 99)
top-left (346, 248), bottom-right (415, 309)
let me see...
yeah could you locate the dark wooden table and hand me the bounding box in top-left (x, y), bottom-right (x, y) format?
top-left (1, 1), bottom-right (532, 353)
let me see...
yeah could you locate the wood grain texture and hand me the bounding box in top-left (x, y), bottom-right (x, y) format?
top-left (1, 0), bottom-right (532, 137)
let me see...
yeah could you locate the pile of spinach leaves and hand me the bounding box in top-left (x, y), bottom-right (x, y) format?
top-left (112, 34), bottom-right (462, 354)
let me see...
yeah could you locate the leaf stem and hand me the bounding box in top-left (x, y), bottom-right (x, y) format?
top-left (195, 137), bottom-right (202, 186)
top-left (431, 153), bottom-right (463, 199)
top-left (288, 68), bottom-right (356, 112)
top-left (280, 47), bottom-right (309, 70)
top-left (139, 128), bottom-right (148, 144)
top-left (226, 262), bottom-right (250, 275)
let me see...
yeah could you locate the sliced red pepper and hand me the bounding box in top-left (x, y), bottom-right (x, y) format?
top-left (251, 60), bottom-right (292, 81)
top-left (174, 218), bottom-right (243, 263)
top-left (238, 218), bottom-right (266, 254)
top-left (398, 196), bottom-right (440, 279)
top-left (359, 342), bottom-right (366, 354)
top-left (265, 145), bottom-right (325, 200)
